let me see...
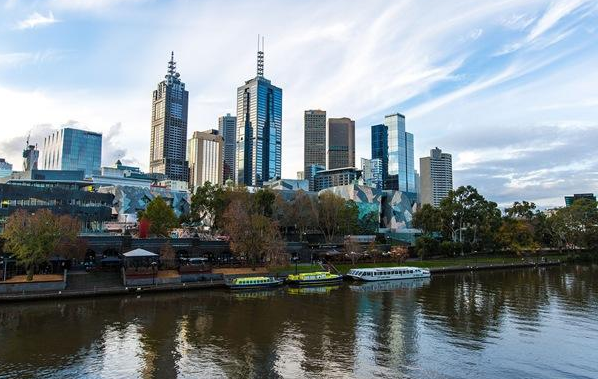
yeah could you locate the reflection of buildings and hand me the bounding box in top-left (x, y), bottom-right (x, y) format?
top-left (361, 158), bottom-right (383, 189)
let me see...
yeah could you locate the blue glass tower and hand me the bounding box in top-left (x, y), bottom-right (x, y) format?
top-left (236, 38), bottom-right (282, 186)
top-left (371, 113), bottom-right (416, 197)
top-left (41, 127), bottom-right (102, 177)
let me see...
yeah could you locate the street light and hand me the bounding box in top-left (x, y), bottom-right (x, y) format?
top-left (151, 261), bottom-right (158, 285)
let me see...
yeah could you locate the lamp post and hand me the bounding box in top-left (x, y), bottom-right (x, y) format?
top-left (151, 261), bottom-right (158, 285)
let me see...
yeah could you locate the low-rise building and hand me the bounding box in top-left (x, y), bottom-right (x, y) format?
top-left (314, 167), bottom-right (361, 192)
top-left (264, 178), bottom-right (309, 191)
top-left (0, 159), bottom-right (12, 179)
top-left (565, 193), bottom-right (596, 207)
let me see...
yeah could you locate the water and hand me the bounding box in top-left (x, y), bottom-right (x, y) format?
top-left (1, 265), bottom-right (597, 379)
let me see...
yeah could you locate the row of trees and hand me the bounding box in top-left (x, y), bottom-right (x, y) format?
top-left (412, 185), bottom-right (598, 258)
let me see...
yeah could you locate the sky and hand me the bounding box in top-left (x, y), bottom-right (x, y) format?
top-left (0, 0), bottom-right (597, 208)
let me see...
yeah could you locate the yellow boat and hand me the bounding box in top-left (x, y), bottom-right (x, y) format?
top-left (286, 271), bottom-right (343, 286)
top-left (227, 276), bottom-right (284, 290)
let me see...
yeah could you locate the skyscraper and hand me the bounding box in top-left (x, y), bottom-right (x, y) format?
top-left (41, 127), bottom-right (102, 177)
top-left (149, 52), bottom-right (189, 182)
top-left (304, 109), bottom-right (326, 190)
top-left (236, 38), bottom-right (282, 186)
top-left (419, 147), bottom-right (452, 207)
top-left (361, 158), bottom-right (383, 189)
top-left (187, 129), bottom-right (224, 191)
top-left (218, 113), bottom-right (237, 182)
top-left (371, 113), bottom-right (416, 197)
top-left (326, 117), bottom-right (355, 170)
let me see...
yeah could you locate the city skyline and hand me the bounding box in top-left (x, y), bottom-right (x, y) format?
top-left (1, 0), bottom-right (597, 206)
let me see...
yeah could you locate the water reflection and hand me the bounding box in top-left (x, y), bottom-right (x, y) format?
top-left (0, 265), bottom-right (596, 379)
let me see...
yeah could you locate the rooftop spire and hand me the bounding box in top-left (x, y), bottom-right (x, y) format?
top-left (257, 35), bottom-right (264, 77)
top-left (167, 51), bottom-right (176, 76)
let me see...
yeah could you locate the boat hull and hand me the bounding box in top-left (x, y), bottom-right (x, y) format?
top-left (227, 280), bottom-right (284, 290)
top-left (286, 276), bottom-right (344, 286)
top-left (348, 273), bottom-right (430, 282)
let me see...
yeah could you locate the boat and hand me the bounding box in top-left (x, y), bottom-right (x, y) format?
top-left (227, 276), bottom-right (284, 290)
top-left (347, 266), bottom-right (431, 281)
top-left (286, 271), bottom-right (343, 286)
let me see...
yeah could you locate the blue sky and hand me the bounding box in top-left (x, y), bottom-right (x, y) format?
top-left (1, 0), bottom-right (597, 207)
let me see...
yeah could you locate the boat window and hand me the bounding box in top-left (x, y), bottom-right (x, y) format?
top-left (410, 270), bottom-right (413, 274)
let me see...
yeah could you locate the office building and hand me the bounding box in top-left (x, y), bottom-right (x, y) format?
top-left (91, 160), bottom-right (154, 188)
top-left (361, 158), bottom-right (383, 189)
top-left (0, 159), bottom-right (12, 179)
top-left (371, 113), bottom-right (416, 198)
top-left (187, 129), bottom-right (224, 191)
top-left (314, 167), bottom-right (361, 192)
top-left (327, 117), bottom-right (355, 170)
top-left (218, 113), bottom-right (237, 182)
top-left (297, 171), bottom-right (305, 180)
top-left (565, 193), bottom-right (596, 207)
top-left (236, 38), bottom-right (282, 186)
top-left (304, 109), bottom-right (326, 189)
top-left (149, 52), bottom-right (190, 182)
top-left (419, 147), bottom-right (453, 207)
top-left (41, 127), bottom-right (102, 177)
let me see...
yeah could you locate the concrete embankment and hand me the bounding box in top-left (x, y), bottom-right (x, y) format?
top-left (428, 260), bottom-right (561, 274)
top-left (0, 280), bottom-right (226, 303)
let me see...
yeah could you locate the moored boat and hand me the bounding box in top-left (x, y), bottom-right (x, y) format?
top-left (227, 276), bottom-right (284, 290)
top-left (286, 271), bottom-right (343, 286)
top-left (347, 266), bottom-right (430, 281)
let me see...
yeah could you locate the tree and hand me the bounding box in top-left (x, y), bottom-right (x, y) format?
top-left (3, 209), bottom-right (79, 281)
top-left (412, 204), bottom-right (441, 236)
top-left (159, 241), bottom-right (177, 269)
top-left (414, 236), bottom-right (439, 260)
top-left (550, 198), bottom-right (598, 252)
top-left (505, 201), bottom-right (536, 220)
top-left (139, 196), bottom-right (178, 237)
top-left (223, 198), bottom-right (285, 267)
top-left (293, 190), bottom-right (317, 240)
top-left (253, 188), bottom-right (276, 217)
top-left (189, 182), bottom-right (224, 229)
top-left (497, 218), bottom-right (536, 255)
top-left (389, 245), bottom-right (409, 264)
top-left (344, 237), bottom-right (362, 265)
top-left (317, 191), bottom-right (347, 243)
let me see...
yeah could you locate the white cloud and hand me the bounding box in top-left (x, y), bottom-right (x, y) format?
top-left (16, 11), bottom-right (59, 29)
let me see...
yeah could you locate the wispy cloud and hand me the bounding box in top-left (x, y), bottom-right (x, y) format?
top-left (16, 11), bottom-right (59, 29)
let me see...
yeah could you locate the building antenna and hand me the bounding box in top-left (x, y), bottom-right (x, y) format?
top-left (167, 51), bottom-right (177, 77)
top-left (257, 35), bottom-right (264, 77)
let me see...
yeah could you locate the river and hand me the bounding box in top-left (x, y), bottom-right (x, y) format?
top-left (0, 265), bottom-right (597, 379)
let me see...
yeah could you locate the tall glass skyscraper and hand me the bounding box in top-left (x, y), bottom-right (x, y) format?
top-left (218, 113), bottom-right (237, 182)
top-left (149, 52), bottom-right (189, 182)
top-left (236, 39), bottom-right (282, 186)
top-left (41, 127), bottom-right (102, 177)
top-left (371, 113), bottom-right (416, 196)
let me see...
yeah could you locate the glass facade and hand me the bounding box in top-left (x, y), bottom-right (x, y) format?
top-left (236, 76), bottom-right (282, 186)
top-left (41, 127), bottom-right (102, 177)
top-left (371, 114), bottom-right (416, 197)
top-left (218, 113), bottom-right (237, 182)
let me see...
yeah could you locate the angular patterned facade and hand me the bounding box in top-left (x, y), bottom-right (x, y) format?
top-left (150, 52), bottom-right (189, 182)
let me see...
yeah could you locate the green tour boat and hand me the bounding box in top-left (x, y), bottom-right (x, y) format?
top-left (227, 276), bottom-right (284, 290)
top-left (286, 271), bottom-right (343, 286)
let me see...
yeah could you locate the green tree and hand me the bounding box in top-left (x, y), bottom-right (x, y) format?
top-left (412, 204), bottom-right (441, 236)
top-left (140, 196), bottom-right (178, 237)
top-left (2, 209), bottom-right (79, 281)
top-left (551, 198), bottom-right (598, 252)
top-left (253, 188), bottom-right (276, 217)
top-left (189, 182), bottom-right (224, 229)
top-left (414, 235), bottom-right (439, 260)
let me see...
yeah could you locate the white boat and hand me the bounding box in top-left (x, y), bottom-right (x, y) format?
top-left (347, 266), bottom-right (431, 281)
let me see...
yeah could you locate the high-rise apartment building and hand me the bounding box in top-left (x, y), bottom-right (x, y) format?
top-left (304, 109), bottom-right (326, 190)
top-left (419, 147), bottom-right (452, 207)
top-left (41, 127), bottom-right (102, 177)
top-left (150, 52), bottom-right (189, 182)
top-left (236, 38), bottom-right (282, 186)
top-left (361, 158), bottom-right (383, 189)
top-left (187, 129), bottom-right (224, 191)
top-left (218, 113), bottom-right (237, 182)
top-left (371, 113), bottom-right (416, 198)
top-left (327, 117), bottom-right (355, 170)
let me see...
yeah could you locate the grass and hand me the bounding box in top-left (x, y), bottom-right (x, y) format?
top-left (270, 254), bottom-right (568, 275)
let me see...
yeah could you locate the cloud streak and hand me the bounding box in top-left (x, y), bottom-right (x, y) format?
top-left (16, 11), bottom-right (59, 29)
